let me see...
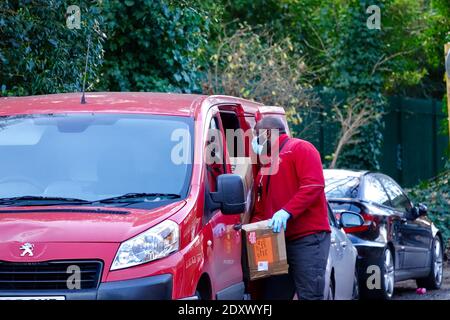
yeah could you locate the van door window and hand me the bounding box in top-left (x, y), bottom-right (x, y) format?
top-left (219, 109), bottom-right (253, 223)
top-left (204, 116), bottom-right (226, 222)
top-left (205, 116), bottom-right (225, 192)
top-left (220, 111), bottom-right (245, 158)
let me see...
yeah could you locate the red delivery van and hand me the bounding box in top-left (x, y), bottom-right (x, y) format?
top-left (0, 92), bottom-right (288, 300)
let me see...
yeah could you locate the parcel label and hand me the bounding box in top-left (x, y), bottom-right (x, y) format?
top-left (253, 237), bottom-right (274, 265)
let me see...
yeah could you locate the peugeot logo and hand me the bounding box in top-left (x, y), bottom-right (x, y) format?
top-left (20, 243), bottom-right (34, 257)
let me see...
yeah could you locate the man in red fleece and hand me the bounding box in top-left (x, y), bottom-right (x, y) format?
top-left (251, 116), bottom-right (331, 300)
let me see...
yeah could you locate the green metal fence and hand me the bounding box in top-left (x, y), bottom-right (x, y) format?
top-left (380, 96), bottom-right (449, 187)
top-left (293, 95), bottom-right (449, 187)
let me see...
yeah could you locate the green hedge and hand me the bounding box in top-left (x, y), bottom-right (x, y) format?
top-left (98, 0), bottom-right (211, 93)
top-left (0, 0), bottom-right (104, 96)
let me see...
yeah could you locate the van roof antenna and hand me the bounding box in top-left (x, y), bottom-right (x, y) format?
top-left (80, 36), bottom-right (91, 104)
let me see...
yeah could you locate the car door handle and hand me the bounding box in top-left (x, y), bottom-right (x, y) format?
top-left (331, 238), bottom-right (337, 245)
top-left (401, 218), bottom-right (407, 224)
top-left (341, 241), bottom-right (347, 248)
top-left (233, 223), bottom-right (242, 231)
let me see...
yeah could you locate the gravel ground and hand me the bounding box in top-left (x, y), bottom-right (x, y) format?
top-left (393, 262), bottom-right (450, 300)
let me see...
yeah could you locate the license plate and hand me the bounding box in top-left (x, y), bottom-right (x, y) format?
top-left (0, 296), bottom-right (65, 300)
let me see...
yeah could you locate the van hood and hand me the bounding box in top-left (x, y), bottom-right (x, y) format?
top-left (0, 201), bottom-right (186, 243)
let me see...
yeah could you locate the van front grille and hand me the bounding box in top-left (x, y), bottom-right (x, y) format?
top-left (0, 260), bottom-right (102, 290)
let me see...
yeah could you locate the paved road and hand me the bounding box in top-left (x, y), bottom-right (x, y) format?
top-left (393, 262), bottom-right (450, 300)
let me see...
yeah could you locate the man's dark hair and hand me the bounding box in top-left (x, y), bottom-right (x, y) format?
top-left (255, 116), bottom-right (286, 134)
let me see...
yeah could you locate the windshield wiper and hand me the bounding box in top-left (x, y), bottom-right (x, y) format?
top-left (0, 196), bottom-right (92, 206)
top-left (95, 193), bottom-right (181, 204)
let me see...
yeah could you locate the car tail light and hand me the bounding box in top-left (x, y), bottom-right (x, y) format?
top-left (343, 211), bottom-right (374, 234)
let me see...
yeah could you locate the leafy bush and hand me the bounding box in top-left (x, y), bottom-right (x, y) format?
top-left (218, 0), bottom-right (450, 170)
top-left (203, 26), bottom-right (319, 137)
top-left (0, 0), bottom-right (104, 96)
top-left (319, 0), bottom-right (386, 170)
top-left (99, 0), bottom-right (211, 93)
top-left (408, 161), bottom-right (450, 247)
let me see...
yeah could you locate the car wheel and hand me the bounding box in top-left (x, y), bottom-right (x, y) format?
top-left (352, 266), bottom-right (360, 300)
top-left (416, 236), bottom-right (443, 290)
top-left (382, 248), bottom-right (395, 299)
top-left (362, 247), bottom-right (395, 300)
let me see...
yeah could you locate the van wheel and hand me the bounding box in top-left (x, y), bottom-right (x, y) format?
top-left (362, 247), bottom-right (395, 300)
top-left (416, 236), bottom-right (443, 290)
top-left (195, 275), bottom-right (212, 300)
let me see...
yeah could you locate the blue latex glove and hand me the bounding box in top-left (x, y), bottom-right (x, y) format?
top-left (269, 209), bottom-right (291, 233)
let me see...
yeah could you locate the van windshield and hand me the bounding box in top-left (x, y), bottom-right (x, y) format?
top-left (0, 113), bottom-right (193, 208)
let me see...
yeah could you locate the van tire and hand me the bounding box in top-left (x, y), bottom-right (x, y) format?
top-left (195, 275), bottom-right (212, 300)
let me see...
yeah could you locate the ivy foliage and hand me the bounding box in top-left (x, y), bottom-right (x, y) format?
top-left (321, 0), bottom-right (386, 170)
top-left (1, 1), bottom-right (449, 170)
top-left (0, 0), bottom-right (104, 96)
top-left (408, 161), bottom-right (450, 245)
top-left (204, 26), bottom-right (317, 118)
top-left (217, 0), bottom-right (450, 170)
top-left (98, 0), bottom-right (211, 93)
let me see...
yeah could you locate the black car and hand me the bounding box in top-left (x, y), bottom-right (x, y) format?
top-left (324, 169), bottom-right (444, 300)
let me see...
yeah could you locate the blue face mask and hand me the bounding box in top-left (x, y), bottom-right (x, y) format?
top-left (252, 136), bottom-right (264, 155)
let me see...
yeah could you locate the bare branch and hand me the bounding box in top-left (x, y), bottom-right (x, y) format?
top-left (370, 49), bottom-right (416, 76)
top-left (203, 27), bottom-right (318, 113)
top-left (329, 98), bottom-right (382, 169)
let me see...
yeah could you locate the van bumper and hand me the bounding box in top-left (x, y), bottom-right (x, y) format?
top-left (97, 274), bottom-right (173, 300)
top-left (0, 274), bottom-right (173, 300)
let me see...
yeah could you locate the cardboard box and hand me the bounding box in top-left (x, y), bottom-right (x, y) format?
top-left (242, 220), bottom-right (289, 281)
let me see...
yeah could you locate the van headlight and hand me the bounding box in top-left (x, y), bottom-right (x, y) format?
top-left (111, 220), bottom-right (179, 270)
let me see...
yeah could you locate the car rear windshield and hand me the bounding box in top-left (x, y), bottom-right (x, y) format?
top-left (325, 175), bottom-right (360, 199)
top-left (0, 113), bottom-right (193, 207)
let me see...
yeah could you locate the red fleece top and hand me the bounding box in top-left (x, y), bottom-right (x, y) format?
top-left (251, 134), bottom-right (331, 241)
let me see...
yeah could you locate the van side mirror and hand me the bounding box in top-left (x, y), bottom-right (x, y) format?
top-left (340, 211), bottom-right (365, 228)
top-left (211, 174), bottom-right (246, 215)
